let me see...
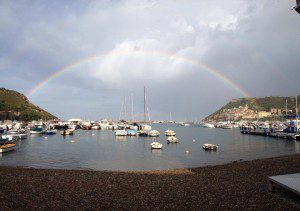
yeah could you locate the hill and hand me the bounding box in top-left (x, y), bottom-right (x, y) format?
top-left (0, 88), bottom-right (57, 121)
top-left (205, 96), bottom-right (299, 121)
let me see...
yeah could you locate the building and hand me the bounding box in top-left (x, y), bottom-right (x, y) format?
top-left (258, 111), bottom-right (272, 118)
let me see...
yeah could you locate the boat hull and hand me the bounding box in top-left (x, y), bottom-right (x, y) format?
top-left (0, 144), bottom-right (16, 153)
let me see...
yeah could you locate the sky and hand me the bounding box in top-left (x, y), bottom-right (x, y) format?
top-left (0, 0), bottom-right (300, 121)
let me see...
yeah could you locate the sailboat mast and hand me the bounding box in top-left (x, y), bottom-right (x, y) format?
top-left (296, 95), bottom-right (298, 132)
top-left (144, 86), bottom-right (146, 123)
top-left (131, 93), bottom-right (134, 122)
top-left (286, 99), bottom-right (288, 116)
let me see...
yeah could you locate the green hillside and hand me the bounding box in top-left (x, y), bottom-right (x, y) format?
top-left (205, 96), bottom-right (299, 121)
top-left (0, 88), bottom-right (57, 121)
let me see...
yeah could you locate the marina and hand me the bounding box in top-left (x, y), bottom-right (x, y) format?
top-left (0, 122), bottom-right (299, 171)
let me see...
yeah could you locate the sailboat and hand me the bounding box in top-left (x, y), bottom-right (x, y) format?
top-left (165, 112), bottom-right (176, 136)
top-left (139, 87), bottom-right (152, 137)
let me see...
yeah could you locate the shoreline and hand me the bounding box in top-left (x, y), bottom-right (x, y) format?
top-left (1, 152), bottom-right (299, 174)
top-left (1, 154), bottom-right (299, 209)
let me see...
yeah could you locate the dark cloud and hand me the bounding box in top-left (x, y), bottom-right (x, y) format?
top-left (0, 0), bottom-right (299, 120)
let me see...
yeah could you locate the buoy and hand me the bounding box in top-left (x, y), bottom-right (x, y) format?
top-left (92, 134), bottom-right (95, 136)
top-left (186, 150), bottom-right (189, 153)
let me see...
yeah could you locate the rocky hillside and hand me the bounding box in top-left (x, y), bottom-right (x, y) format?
top-left (205, 96), bottom-right (299, 121)
top-left (0, 88), bottom-right (57, 121)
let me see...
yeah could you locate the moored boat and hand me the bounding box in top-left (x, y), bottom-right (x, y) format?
top-left (222, 124), bottom-right (233, 129)
top-left (45, 130), bottom-right (57, 135)
top-left (151, 142), bottom-right (163, 149)
top-left (165, 129), bottom-right (176, 136)
top-left (203, 143), bottom-right (218, 150)
top-left (91, 124), bottom-right (100, 130)
top-left (202, 123), bottom-right (215, 128)
top-left (127, 129), bottom-right (137, 136)
top-left (167, 136), bottom-right (179, 143)
top-left (148, 130), bottom-right (160, 137)
top-left (60, 129), bottom-right (74, 136)
top-left (138, 130), bottom-right (149, 137)
top-left (11, 133), bottom-right (28, 140)
top-left (0, 142), bottom-right (16, 153)
top-left (30, 127), bottom-right (45, 134)
top-left (115, 130), bottom-right (127, 136)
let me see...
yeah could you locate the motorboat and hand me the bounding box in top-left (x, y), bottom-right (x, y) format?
top-left (148, 130), bottom-right (160, 137)
top-left (202, 123), bottom-right (215, 128)
top-left (1, 135), bottom-right (14, 142)
top-left (167, 136), bottom-right (179, 143)
top-left (91, 124), bottom-right (100, 130)
top-left (222, 124), bottom-right (233, 129)
top-left (138, 130), bottom-right (149, 137)
top-left (11, 133), bottom-right (28, 140)
top-left (151, 142), bottom-right (163, 149)
top-left (115, 130), bottom-right (127, 136)
top-left (44, 130), bottom-right (57, 135)
top-left (0, 142), bottom-right (16, 153)
top-left (99, 119), bottom-right (110, 130)
top-left (203, 143), bottom-right (218, 151)
top-left (165, 129), bottom-right (176, 136)
top-left (60, 129), bottom-right (74, 136)
top-left (127, 129), bottom-right (137, 136)
top-left (82, 121), bottom-right (92, 130)
top-left (30, 127), bottom-right (45, 134)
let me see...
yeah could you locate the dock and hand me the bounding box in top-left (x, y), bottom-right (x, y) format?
top-left (269, 173), bottom-right (300, 196)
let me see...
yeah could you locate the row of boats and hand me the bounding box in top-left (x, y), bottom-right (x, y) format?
top-left (115, 128), bottom-right (179, 149)
top-left (202, 120), bottom-right (300, 141)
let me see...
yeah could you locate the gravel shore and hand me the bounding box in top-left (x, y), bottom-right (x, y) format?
top-left (1, 154), bottom-right (300, 210)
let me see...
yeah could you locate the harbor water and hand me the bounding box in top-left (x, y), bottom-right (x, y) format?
top-left (1, 124), bottom-right (299, 171)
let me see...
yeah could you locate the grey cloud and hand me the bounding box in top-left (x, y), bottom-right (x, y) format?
top-left (0, 0), bottom-right (299, 120)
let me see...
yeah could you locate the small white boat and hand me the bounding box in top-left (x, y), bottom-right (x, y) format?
top-left (165, 129), bottom-right (176, 136)
top-left (11, 133), bottom-right (28, 140)
top-left (115, 130), bottom-right (127, 136)
top-left (222, 124), bottom-right (233, 129)
top-left (1, 135), bottom-right (14, 142)
top-left (167, 136), bottom-right (179, 143)
top-left (0, 143), bottom-right (16, 153)
top-left (203, 143), bottom-right (218, 151)
top-left (151, 142), bottom-right (163, 149)
top-left (91, 125), bottom-right (100, 130)
top-left (148, 130), bottom-right (160, 137)
top-left (202, 123), bottom-right (215, 128)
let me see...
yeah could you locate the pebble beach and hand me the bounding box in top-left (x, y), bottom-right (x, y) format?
top-left (1, 154), bottom-right (299, 210)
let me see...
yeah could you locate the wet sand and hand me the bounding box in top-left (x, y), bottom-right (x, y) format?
top-left (1, 154), bottom-right (299, 210)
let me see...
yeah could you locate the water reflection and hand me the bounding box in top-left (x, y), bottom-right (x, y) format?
top-left (0, 124), bottom-right (299, 171)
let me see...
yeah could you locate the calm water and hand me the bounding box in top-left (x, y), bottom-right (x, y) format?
top-left (1, 124), bottom-right (299, 171)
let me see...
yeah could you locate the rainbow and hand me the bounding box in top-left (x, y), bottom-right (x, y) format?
top-left (27, 50), bottom-right (251, 98)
